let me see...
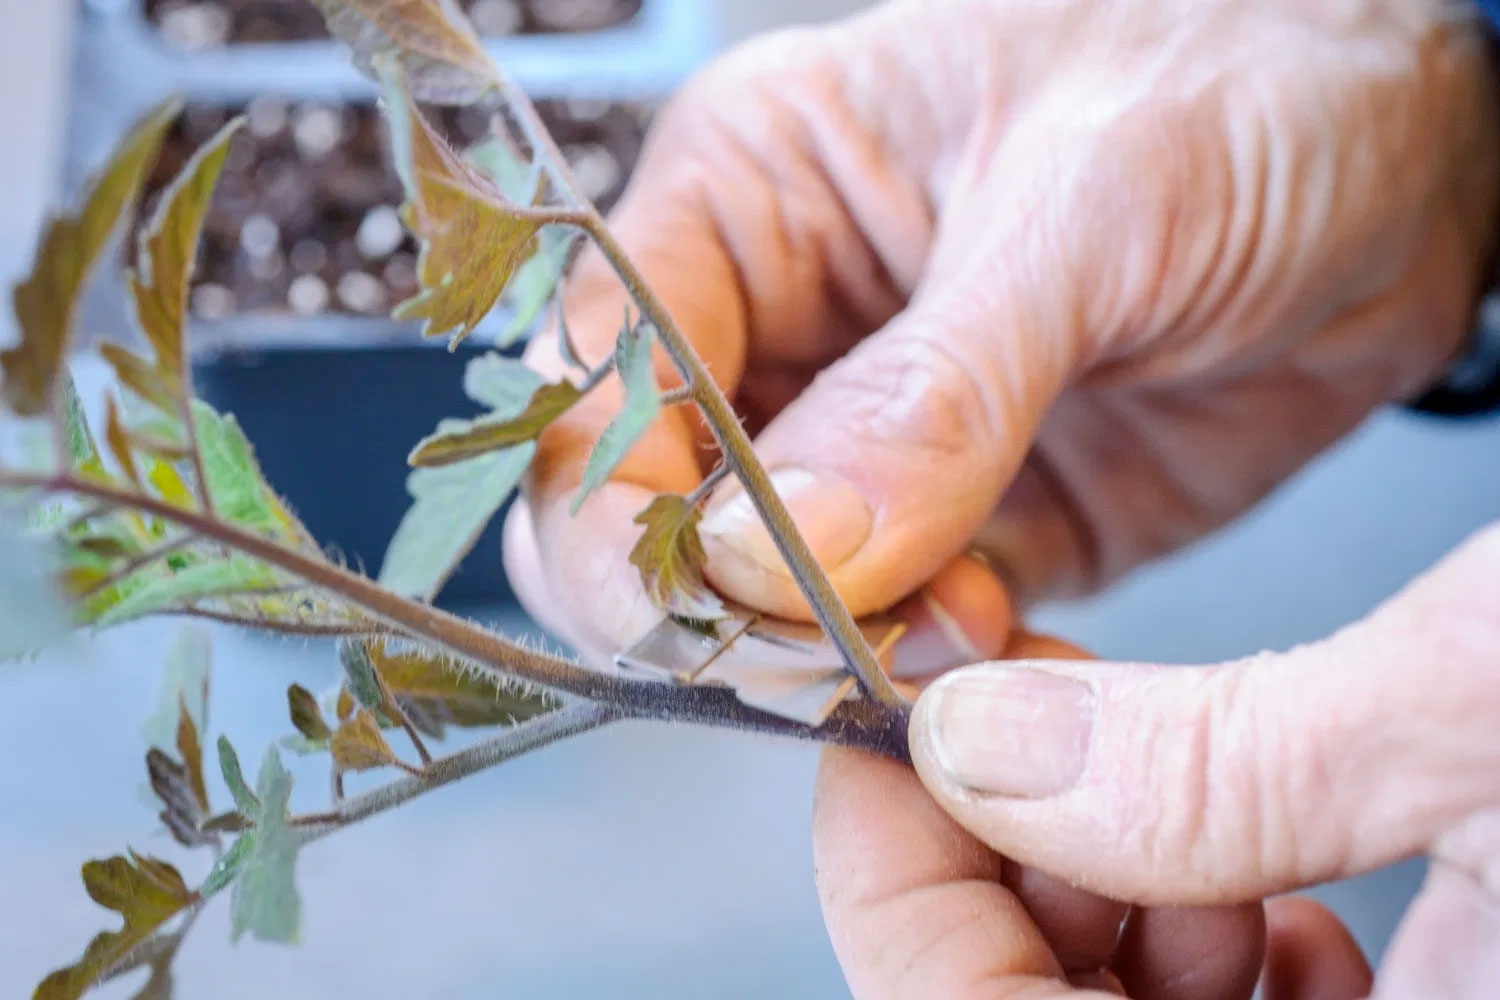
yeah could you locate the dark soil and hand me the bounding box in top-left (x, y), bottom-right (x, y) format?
top-left (133, 96), bottom-right (653, 320)
top-left (143, 0), bottom-right (645, 47)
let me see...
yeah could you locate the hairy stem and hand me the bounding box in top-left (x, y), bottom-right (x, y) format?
top-left (296, 701), bottom-right (620, 836)
top-left (494, 71), bottom-right (905, 714)
top-left (2, 472), bottom-right (908, 757)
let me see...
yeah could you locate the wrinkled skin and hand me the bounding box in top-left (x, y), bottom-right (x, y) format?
top-left (502, 0), bottom-right (1500, 996)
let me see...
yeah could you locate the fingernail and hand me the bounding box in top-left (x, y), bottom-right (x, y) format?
top-left (701, 466), bottom-right (871, 577)
top-left (917, 664), bottom-right (1094, 798)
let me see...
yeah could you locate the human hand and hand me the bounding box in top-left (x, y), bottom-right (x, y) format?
top-left (815, 629), bottom-right (1375, 1000)
top-left (505, 0), bottom-right (1498, 664)
top-left (895, 523), bottom-right (1500, 998)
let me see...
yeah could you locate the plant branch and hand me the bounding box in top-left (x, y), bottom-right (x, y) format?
top-left (171, 606), bottom-right (390, 637)
top-left (686, 463), bottom-right (730, 507)
top-left (295, 701), bottom-right (619, 837)
top-left (579, 216), bottom-right (908, 713)
top-left (2, 470), bottom-right (908, 757)
top-left (493, 70), bottom-right (905, 714)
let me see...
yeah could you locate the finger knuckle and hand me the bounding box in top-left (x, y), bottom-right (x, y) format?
top-left (816, 335), bottom-right (1001, 466)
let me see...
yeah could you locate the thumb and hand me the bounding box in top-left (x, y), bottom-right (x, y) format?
top-left (700, 262), bottom-right (1075, 621)
top-left (909, 523), bottom-right (1500, 906)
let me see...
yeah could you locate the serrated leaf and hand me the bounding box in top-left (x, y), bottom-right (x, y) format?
top-left (312, 0), bottom-right (498, 105)
top-left (379, 65), bottom-right (543, 346)
top-left (379, 444), bottom-right (534, 600)
top-left (98, 343), bottom-right (176, 413)
top-left (286, 684), bottom-right (332, 742)
top-left (337, 637), bottom-right (388, 712)
top-left (0, 516), bottom-right (71, 660)
top-left (573, 319), bottom-right (661, 512)
top-left (190, 402), bottom-right (302, 540)
top-left (229, 748), bottom-right (300, 944)
top-left (32, 852), bottom-right (196, 1000)
top-left (461, 352), bottom-right (543, 412)
top-left (130, 117), bottom-right (243, 389)
top-left (365, 638), bottom-right (556, 732)
top-left (407, 380), bottom-right (580, 467)
top-left (103, 395), bottom-right (140, 486)
top-left (330, 708), bottom-right (404, 773)
top-left (216, 736), bottom-right (259, 815)
top-left (629, 494), bottom-right (727, 621)
top-left (199, 830), bottom-right (254, 896)
top-left (59, 371), bottom-right (102, 472)
top-left (3, 99), bottom-right (178, 417)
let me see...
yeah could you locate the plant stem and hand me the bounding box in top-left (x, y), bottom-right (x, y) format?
top-left (1, 472), bottom-right (908, 757)
top-left (296, 701), bottom-right (620, 837)
top-left (685, 463), bottom-right (730, 507)
top-left (584, 217), bottom-right (907, 713)
top-left (494, 71), bottom-right (906, 715)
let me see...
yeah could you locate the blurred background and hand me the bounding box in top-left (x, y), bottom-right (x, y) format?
top-left (3, 0), bottom-right (1499, 997)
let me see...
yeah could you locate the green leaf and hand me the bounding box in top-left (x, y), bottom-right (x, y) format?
top-left (337, 637), bottom-right (388, 712)
top-left (32, 853), bottom-right (196, 1000)
top-left (128, 117), bottom-right (244, 390)
top-left (190, 401), bottom-right (303, 540)
top-left (140, 627), bottom-right (211, 753)
top-left (287, 684), bottom-right (333, 742)
top-left (3, 99), bottom-right (179, 417)
top-left (311, 0), bottom-right (498, 105)
top-left (217, 736), bottom-right (259, 815)
top-left (573, 319), bottom-right (661, 512)
top-left (0, 516), bottom-right (72, 660)
top-left (59, 371), bottom-right (103, 474)
top-left (92, 554), bottom-right (280, 627)
top-left (379, 443), bottom-right (534, 600)
top-left (461, 352), bottom-right (543, 411)
top-left (329, 708), bottom-right (404, 773)
top-left (629, 494), bottom-right (727, 621)
top-left (229, 748), bottom-right (301, 944)
top-left (407, 380), bottom-right (581, 467)
top-left (379, 64), bottom-right (544, 346)
top-left (365, 637), bottom-right (556, 733)
top-left (200, 830), bottom-right (254, 897)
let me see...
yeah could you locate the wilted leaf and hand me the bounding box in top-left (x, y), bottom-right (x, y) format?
top-left (286, 684), bottom-right (332, 742)
top-left (216, 736), bottom-right (259, 815)
top-left (366, 638), bottom-right (556, 731)
top-left (229, 748), bottom-right (300, 944)
top-left (330, 708), bottom-right (404, 772)
top-left (130, 117), bottom-right (243, 389)
top-left (380, 65), bottom-right (544, 346)
top-left (33, 853), bottom-right (196, 1000)
top-left (629, 494), bottom-right (727, 621)
top-left (312, 0), bottom-right (497, 105)
top-left (146, 460), bottom-right (194, 510)
top-left (3, 99), bottom-right (178, 416)
top-left (407, 380), bottom-right (580, 467)
top-left (573, 318), bottom-right (661, 512)
top-left (379, 444), bottom-right (534, 600)
top-left (147, 746), bottom-right (213, 848)
top-left (0, 516), bottom-right (71, 660)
